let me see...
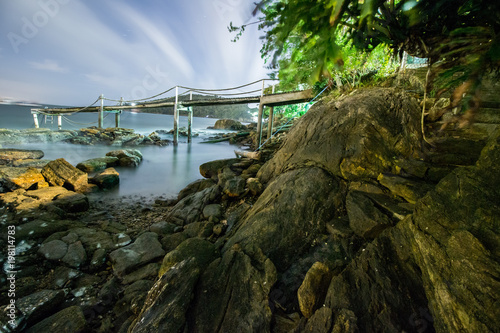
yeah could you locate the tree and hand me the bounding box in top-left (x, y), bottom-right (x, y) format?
top-left (235, 0), bottom-right (500, 120)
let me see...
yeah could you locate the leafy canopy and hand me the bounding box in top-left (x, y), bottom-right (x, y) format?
top-left (236, 0), bottom-right (500, 109)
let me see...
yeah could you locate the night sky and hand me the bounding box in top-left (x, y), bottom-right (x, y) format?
top-left (0, 0), bottom-right (270, 106)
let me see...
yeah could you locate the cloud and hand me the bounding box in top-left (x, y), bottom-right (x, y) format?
top-left (29, 59), bottom-right (68, 73)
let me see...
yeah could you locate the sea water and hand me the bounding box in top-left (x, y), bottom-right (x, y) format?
top-left (0, 104), bottom-right (241, 199)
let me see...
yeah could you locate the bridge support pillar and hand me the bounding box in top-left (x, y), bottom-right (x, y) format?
top-left (98, 94), bottom-right (104, 128)
top-left (257, 101), bottom-right (265, 148)
top-left (173, 86), bottom-right (179, 145)
top-left (33, 113), bottom-right (39, 129)
top-left (267, 106), bottom-right (274, 140)
top-left (57, 115), bottom-right (62, 130)
top-left (188, 107), bottom-right (193, 143)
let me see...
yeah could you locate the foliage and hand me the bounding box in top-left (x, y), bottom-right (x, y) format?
top-left (232, 0), bottom-right (500, 119)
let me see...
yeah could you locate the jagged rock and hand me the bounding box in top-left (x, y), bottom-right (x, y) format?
top-left (159, 238), bottom-right (218, 276)
top-left (202, 203), bottom-right (223, 220)
top-left (192, 245), bottom-right (277, 333)
top-left (76, 156), bottom-right (119, 173)
top-left (221, 174), bottom-right (246, 197)
top-left (41, 158), bottom-right (88, 192)
top-left (303, 307), bottom-right (333, 333)
top-left (377, 173), bottom-right (433, 204)
top-left (346, 190), bottom-right (393, 238)
top-left (121, 263), bottom-right (160, 285)
top-left (178, 178), bottom-right (216, 200)
top-left (16, 289), bottom-right (66, 326)
top-left (129, 239), bottom-right (219, 333)
top-left (49, 266), bottom-right (81, 289)
top-left (160, 233), bottom-right (189, 253)
top-left (149, 221), bottom-right (177, 235)
top-left (89, 248), bottom-right (107, 271)
top-left (50, 191), bottom-right (89, 213)
top-left (61, 241), bottom-right (87, 268)
top-left (0, 148), bottom-right (44, 164)
top-left (247, 177), bottom-right (263, 196)
top-left (183, 221), bottom-right (214, 238)
top-left (298, 262), bottom-right (333, 318)
top-left (16, 219), bottom-right (78, 240)
top-left (224, 167), bottom-right (342, 271)
top-left (0, 167), bottom-right (45, 191)
top-left (38, 240), bottom-right (68, 260)
top-left (330, 309), bottom-right (358, 333)
top-left (211, 119), bottom-right (246, 130)
top-left (106, 149), bottom-right (143, 167)
top-left (12, 159), bottom-right (51, 168)
top-left (109, 232), bottom-right (165, 277)
top-left (167, 185), bottom-right (220, 225)
top-left (199, 158), bottom-right (240, 179)
top-left (258, 88), bottom-right (422, 183)
top-left (25, 305), bottom-right (86, 333)
top-left (90, 167), bottom-right (120, 189)
top-left (114, 280), bottom-right (155, 319)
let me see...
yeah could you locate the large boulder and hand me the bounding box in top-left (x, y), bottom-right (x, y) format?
top-left (41, 158), bottom-right (88, 192)
top-left (258, 88), bottom-right (422, 183)
top-left (211, 119), bottom-right (246, 130)
top-left (106, 149), bottom-right (143, 167)
top-left (0, 167), bottom-right (45, 191)
top-left (0, 148), bottom-right (44, 164)
top-left (25, 306), bottom-right (86, 333)
top-left (76, 156), bottom-right (119, 173)
top-left (224, 167), bottom-right (343, 271)
top-left (90, 167), bottom-right (120, 189)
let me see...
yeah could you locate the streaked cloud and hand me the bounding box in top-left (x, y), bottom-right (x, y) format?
top-left (29, 59), bottom-right (68, 73)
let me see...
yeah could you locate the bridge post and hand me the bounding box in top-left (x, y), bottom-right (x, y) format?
top-left (98, 94), bottom-right (104, 128)
top-left (57, 115), bottom-right (62, 130)
top-left (267, 85), bottom-right (276, 140)
top-left (116, 97), bottom-right (123, 128)
top-left (173, 86), bottom-right (179, 145)
top-left (188, 107), bottom-right (193, 143)
top-left (257, 100), bottom-right (264, 148)
top-left (32, 113), bottom-right (40, 128)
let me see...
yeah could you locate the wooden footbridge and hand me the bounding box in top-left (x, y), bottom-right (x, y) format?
top-left (31, 79), bottom-right (314, 146)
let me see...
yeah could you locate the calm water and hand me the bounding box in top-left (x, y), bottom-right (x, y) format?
top-left (0, 104), bottom-right (240, 199)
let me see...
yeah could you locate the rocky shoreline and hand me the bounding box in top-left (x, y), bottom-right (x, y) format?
top-left (1, 87), bottom-right (499, 332)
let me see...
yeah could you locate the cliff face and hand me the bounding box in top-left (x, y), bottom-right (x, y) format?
top-left (128, 87), bottom-right (499, 332)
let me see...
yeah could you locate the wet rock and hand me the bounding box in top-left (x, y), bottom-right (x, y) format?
top-left (41, 158), bottom-right (88, 192)
top-left (202, 203), bottom-right (223, 220)
top-left (106, 149), bottom-right (143, 167)
top-left (12, 159), bottom-right (51, 168)
top-left (90, 167), bottom-right (120, 189)
top-left (297, 262), bottom-right (333, 318)
top-left (61, 232), bottom-right (79, 244)
top-left (76, 156), bottom-right (119, 173)
top-left (16, 289), bottom-right (65, 326)
top-left (199, 158), bottom-right (240, 179)
top-left (178, 178), bottom-right (216, 200)
top-left (109, 232), bottom-right (165, 277)
top-left (113, 233), bottom-right (132, 247)
top-left (184, 221), bottom-right (214, 238)
top-left (89, 248), bottom-right (107, 271)
top-left (222, 175), bottom-right (246, 197)
top-left (167, 185), bottom-right (220, 225)
top-left (211, 119), bottom-right (246, 130)
top-left (331, 309), bottom-right (358, 333)
top-left (377, 173), bottom-right (433, 204)
top-left (25, 305), bottom-right (86, 333)
top-left (149, 221), bottom-right (177, 235)
top-left (304, 307), bottom-right (333, 333)
top-left (129, 239), bottom-right (219, 333)
top-left (0, 148), bottom-right (44, 164)
top-left (115, 280), bottom-right (155, 318)
top-left (50, 266), bottom-right (82, 289)
top-left (121, 263), bottom-right (160, 285)
top-left (346, 190), bottom-right (392, 238)
top-left (62, 241), bottom-right (87, 268)
top-left (192, 245), bottom-right (277, 332)
top-left (50, 191), bottom-right (89, 213)
top-left (0, 167), bottom-right (45, 191)
top-left (159, 238), bottom-right (218, 277)
top-left (160, 232), bottom-right (189, 253)
top-left (224, 167), bottom-right (342, 271)
top-left (16, 219), bottom-right (77, 240)
top-left (247, 177), bottom-right (263, 196)
top-left (69, 227), bottom-right (116, 253)
top-left (38, 240), bottom-right (68, 260)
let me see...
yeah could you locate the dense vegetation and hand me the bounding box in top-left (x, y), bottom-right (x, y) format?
top-left (232, 0), bottom-right (500, 120)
